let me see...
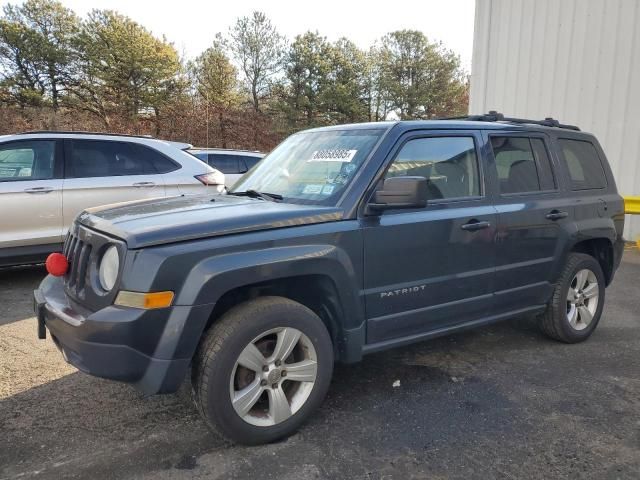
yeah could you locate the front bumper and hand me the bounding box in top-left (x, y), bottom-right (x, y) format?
top-left (34, 275), bottom-right (213, 395)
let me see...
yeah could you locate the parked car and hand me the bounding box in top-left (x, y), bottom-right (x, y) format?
top-left (0, 131), bottom-right (224, 267)
top-left (35, 113), bottom-right (624, 445)
top-left (188, 148), bottom-right (264, 187)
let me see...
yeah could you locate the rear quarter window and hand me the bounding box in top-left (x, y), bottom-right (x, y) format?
top-left (558, 139), bottom-right (607, 190)
top-left (132, 144), bottom-right (179, 174)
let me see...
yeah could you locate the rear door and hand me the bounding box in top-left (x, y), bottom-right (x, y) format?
top-left (487, 132), bottom-right (573, 315)
top-left (62, 139), bottom-right (166, 231)
top-left (0, 139), bottom-right (63, 250)
top-left (363, 130), bottom-right (497, 344)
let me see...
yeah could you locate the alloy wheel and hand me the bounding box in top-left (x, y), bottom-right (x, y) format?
top-left (229, 327), bottom-right (318, 426)
top-left (566, 268), bottom-right (599, 331)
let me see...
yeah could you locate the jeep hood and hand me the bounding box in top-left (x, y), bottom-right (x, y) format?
top-left (78, 194), bottom-right (344, 248)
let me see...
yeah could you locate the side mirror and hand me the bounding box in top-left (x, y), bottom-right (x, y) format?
top-left (367, 176), bottom-right (427, 213)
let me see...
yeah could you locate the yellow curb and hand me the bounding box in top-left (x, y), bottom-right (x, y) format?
top-left (624, 196), bottom-right (640, 215)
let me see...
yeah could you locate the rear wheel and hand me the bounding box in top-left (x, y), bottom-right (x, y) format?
top-left (192, 296), bottom-right (333, 445)
top-left (538, 253), bottom-right (605, 343)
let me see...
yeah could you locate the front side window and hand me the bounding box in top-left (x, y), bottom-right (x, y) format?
top-left (491, 136), bottom-right (543, 194)
top-left (0, 140), bottom-right (56, 181)
top-left (231, 129), bottom-right (384, 205)
top-left (68, 140), bottom-right (157, 178)
top-left (385, 136), bottom-right (480, 200)
top-left (558, 139), bottom-right (607, 190)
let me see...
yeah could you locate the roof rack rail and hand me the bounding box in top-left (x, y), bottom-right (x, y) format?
top-left (440, 111), bottom-right (580, 131)
top-left (190, 147), bottom-right (264, 154)
top-left (14, 130), bottom-right (156, 138)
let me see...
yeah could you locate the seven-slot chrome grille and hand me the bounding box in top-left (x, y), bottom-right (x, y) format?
top-left (63, 230), bottom-right (92, 293)
top-left (62, 222), bottom-right (124, 308)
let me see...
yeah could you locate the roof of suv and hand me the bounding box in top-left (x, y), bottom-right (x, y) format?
top-left (0, 131), bottom-right (193, 150)
top-left (309, 120), bottom-right (586, 133)
top-left (305, 112), bottom-right (590, 136)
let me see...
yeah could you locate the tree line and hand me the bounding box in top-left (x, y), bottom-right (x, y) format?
top-left (0, 0), bottom-right (469, 151)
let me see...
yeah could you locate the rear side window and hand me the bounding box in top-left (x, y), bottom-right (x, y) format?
top-left (0, 140), bottom-right (56, 181)
top-left (385, 136), bottom-right (481, 200)
top-left (68, 140), bottom-right (168, 178)
top-left (208, 154), bottom-right (241, 174)
top-left (530, 138), bottom-right (556, 190)
top-left (490, 136), bottom-right (556, 194)
top-left (238, 155), bottom-right (262, 171)
top-left (558, 139), bottom-right (607, 190)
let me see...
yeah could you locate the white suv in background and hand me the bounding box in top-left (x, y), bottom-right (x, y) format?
top-left (0, 131), bottom-right (225, 267)
top-left (189, 148), bottom-right (264, 188)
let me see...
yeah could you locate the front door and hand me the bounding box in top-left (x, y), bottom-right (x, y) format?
top-left (0, 139), bottom-right (63, 251)
top-left (363, 131), bottom-right (497, 344)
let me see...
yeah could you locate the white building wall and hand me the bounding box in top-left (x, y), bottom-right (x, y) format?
top-left (470, 0), bottom-right (640, 239)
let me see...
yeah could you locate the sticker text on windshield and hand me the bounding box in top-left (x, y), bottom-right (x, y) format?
top-left (308, 149), bottom-right (357, 162)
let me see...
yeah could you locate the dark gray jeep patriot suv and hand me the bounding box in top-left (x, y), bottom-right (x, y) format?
top-left (34, 113), bottom-right (625, 445)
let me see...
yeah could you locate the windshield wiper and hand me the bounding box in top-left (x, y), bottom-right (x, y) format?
top-left (228, 189), bottom-right (283, 202)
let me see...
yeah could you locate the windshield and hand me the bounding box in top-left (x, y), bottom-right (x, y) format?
top-left (230, 128), bottom-right (385, 205)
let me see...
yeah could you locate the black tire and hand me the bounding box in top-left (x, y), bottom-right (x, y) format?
top-left (538, 253), bottom-right (606, 343)
top-left (192, 296), bottom-right (333, 445)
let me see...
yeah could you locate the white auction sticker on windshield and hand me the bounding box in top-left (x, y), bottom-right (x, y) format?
top-left (308, 149), bottom-right (357, 162)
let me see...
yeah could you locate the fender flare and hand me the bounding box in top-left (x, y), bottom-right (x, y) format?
top-left (171, 244), bottom-right (365, 361)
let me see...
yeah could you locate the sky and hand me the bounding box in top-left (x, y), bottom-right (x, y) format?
top-left (0, 0), bottom-right (476, 71)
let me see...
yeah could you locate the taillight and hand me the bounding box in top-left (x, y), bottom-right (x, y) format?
top-left (195, 171), bottom-right (225, 186)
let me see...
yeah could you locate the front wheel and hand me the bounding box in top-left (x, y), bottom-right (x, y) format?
top-left (192, 296), bottom-right (333, 445)
top-left (538, 253), bottom-right (605, 343)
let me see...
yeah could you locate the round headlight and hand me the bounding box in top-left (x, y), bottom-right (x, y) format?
top-left (99, 245), bottom-right (120, 291)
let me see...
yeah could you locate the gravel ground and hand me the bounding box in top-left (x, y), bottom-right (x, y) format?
top-left (1, 250), bottom-right (639, 479)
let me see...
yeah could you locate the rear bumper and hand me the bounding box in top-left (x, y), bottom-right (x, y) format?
top-left (34, 275), bottom-right (213, 395)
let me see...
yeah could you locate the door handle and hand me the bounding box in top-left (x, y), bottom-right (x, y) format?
top-left (24, 187), bottom-right (53, 194)
top-left (132, 182), bottom-right (156, 188)
top-left (461, 220), bottom-right (491, 231)
top-left (545, 210), bottom-right (568, 220)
